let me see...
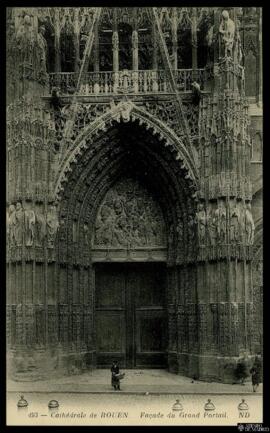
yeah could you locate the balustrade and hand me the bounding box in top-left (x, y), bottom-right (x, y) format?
top-left (49, 68), bottom-right (206, 96)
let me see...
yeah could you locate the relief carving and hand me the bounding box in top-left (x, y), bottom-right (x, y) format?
top-left (93, 178), bottom-right (166, 248)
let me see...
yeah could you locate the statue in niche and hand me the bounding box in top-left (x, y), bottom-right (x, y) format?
top-left (14, 202), bottom-right (24, 246)
top-left (187, 214), bottom-right (196, 246)
top-left (219, 10), bottom-right (235, 58)
top-left (83, 224), bottom-right (89, 246)
top-left (46, 204), bottom-right (59, 248)
top-left (25, 209), bottom-right (36, 247)
top-left (234, 26), bottom-right (243, 65)
top-left (207, 210), bottom-right (217, 246)
top-left (230, 203), bottom-right (241, 244)
top-left (168, 224), bottom-right (174, 251)
top-left (176, 219), bottom-right (183, 240)
top-left (245, 203), bottom-right (255, 245)
top-left (36, 25), bottom-right (48, 81)
top-left (195, 203), bottom-right (207, 245)
top-left (16, 14), bottom-right (35, 64)
top-left (206, 25), bottom-right (215, 63)
top-left (215, 200), bottom-right (227, 244)
top-left (35, 212), bottom-right (46, 247)
top-left (7, 204), bottom-right (16, 246)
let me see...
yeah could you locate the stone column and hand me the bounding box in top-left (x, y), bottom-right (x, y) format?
top-left (74, 9), bottom-right (80, 73)
top-left (112, 25), bottom-right (119, 93)
top-left (54, 9), bottom-right (61, 73)
top-left (191, 8), bottom-right (198, 79)
top-left (93, 20), bottom-right (100, 94)
top-left (7, 8), bottom-right (59, 379)
top-left (132, 29), bottom-right (139, 92)
top-left (152, 22), bottom-right (158, 69)
top-left (196, 8), bottom-right (254, 382)
top-left (171, 8), bottom-right (178, 70)
top-left (258, 8), bottom-right (262, 106)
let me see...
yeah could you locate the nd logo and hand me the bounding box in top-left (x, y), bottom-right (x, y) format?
top-left (239, 412), bottom-right (250, 418)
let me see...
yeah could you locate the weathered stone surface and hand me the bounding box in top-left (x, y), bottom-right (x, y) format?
top-left (6, 7), bottom-right (262, 382)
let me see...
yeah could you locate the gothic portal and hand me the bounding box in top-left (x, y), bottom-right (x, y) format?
top-left (6, 7), bottom-right (262, 383)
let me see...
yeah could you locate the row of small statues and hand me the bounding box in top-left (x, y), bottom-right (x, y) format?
top-left (194, 201), bottom-right (255, 246)
top-left (7, 203), bottom-right (59, 248)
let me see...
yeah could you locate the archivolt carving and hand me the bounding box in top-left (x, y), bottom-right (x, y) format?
top-left (55, 101), bottom-right (199, 200)
top-left (57, 121), bottom-right (197, 265)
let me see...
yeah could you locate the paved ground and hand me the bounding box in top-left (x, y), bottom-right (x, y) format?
top-left (7, 369), bottom-right (262, 394)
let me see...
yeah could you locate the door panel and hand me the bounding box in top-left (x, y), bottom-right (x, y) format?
top-left (95, 266), bottom-right (125, 307)
top-left (135, 310), bottom-right (167, 367)
top-left (96, 311), bottom-right (126, 366)
top-left (95, 263), bottom-right (167, 368)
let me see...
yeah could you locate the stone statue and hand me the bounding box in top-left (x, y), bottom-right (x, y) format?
top-left (195, 203), bottom-right (207, 245)
top-left (188, 214), bottom-right (195, 243)
top-left (35, 212), bottom-right (46, 247)
top-left (191, 81), bottom-right (201, 105)
top-left (207, 210), bottom-right (216, 246)
top-left (46, 205), bottom-right (59, 248)
top-left (36, 26), bottom-right (48, 78)
top-left (219, 10), bottom-right (235, 58)
top-left (214, 201), bottom-right (227, 244)
top-left (25, 209), bottom-right (36, 246)
top-left (176, 219), bottom-right (183, 240)
top-left (234, 27), bottom-right (243, 65)
top-left (245, 203), bottom-right (255, 245)
top-left (16, 14), bottom-right (35, 64)
top-left (206, 25), bottom-right (214, 62)
top-left (230, 203), bottom-right (241, 244)
top-left (14, 202), bottom-right (24, 246)
top-left (7, 204), bottom-right (16, 246)
top-left (120, 100), bottom-right (133, 123)
top-left (83, 224), bottom-right (89, 246)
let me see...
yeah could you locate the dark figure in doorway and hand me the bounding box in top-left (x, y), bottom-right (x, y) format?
top-left (250, 356), bottom-right (262, 392)
top-left (111, 361), bottom-right (120, 390)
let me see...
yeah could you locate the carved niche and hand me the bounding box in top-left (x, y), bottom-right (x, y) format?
top-left (93, 178), bottom-right (166, 249)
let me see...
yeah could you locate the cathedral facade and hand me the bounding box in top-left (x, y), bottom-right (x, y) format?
top-left (6, 7), bottom-right (263, 382)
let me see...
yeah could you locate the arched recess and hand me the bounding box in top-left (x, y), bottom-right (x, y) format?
top-left (53, 118), bottom-right (199, 372)
top-left (55, 101), bottom-right (199, 199)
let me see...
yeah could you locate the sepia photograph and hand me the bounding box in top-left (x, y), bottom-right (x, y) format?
top-left (6, 5), bottom-right (264, 427)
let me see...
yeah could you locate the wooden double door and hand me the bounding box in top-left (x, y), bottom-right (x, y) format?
top-left (95, 263), bottom-right (168, 368)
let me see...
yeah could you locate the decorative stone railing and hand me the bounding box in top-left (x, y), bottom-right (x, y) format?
top-left (49, 68), bottom-right (206, 95)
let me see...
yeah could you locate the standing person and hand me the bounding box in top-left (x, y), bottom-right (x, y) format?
top-left (111, 361), bottom-right (120, 391)
top-left (250, 356), bottom-right (262, 392)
